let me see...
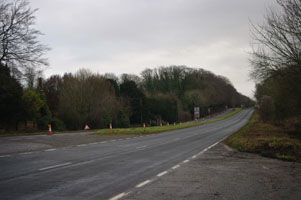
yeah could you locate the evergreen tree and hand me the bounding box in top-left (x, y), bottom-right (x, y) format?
top-left (0, 63), bottom-right (24, 130)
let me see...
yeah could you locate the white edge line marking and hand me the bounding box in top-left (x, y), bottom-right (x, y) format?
top-left (45, 149), bottom-right (56, 152)
top-left (172, 165), bottom-right (180, 169)
top-left (136, 145), bottom-right (147, 149)
top-left (136, 180), bottom-right (151, 188)
top-left (157, 171), bottom-right (168, 177)
top-left (192, 155), bottom-right (197, 159)
top-left (199, 136), bottom-right (228, 155)
top-left (39, 162), bottom-right (72, 171)
top-left (0, 155), bottom-right (10, 158)
top-left (109, 192), bottom-right (129, 200)
top-left (77, 144), bottom-right (87, 147)
top-left (89, 142), bottom-right (98, 145)
top-left (128, 136), bottom-right (229, 196)
top-left (101, 141), bottom-right (107, 143)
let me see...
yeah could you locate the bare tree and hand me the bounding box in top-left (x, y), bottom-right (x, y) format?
top-left (23, 66), bottom-right (43, 89)
top-left (0, 0), bottom-right (49, 77)
top-left (58, 69), bottom-right (120, 129)
top-left (250, 0), bottom-right (301, 81)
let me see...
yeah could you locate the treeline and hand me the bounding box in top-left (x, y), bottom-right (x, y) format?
top-left (0, 0), bottom-right (253, 132)
top-left (0, 64), bottom-right (254, 132)
top-left (250, 0), bottom-right (301, 133)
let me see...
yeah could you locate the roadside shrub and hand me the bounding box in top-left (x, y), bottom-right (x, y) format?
top-left (259, 95), bottom-right (275, 122)
top-left (103, 114), bottom-right (113, 128)
top-left (37, 97), bottom-right (52, 130)
top-left (52, 118), bottom-right (66, 131)
top-left (37, 115), bottom-right (51, 130)
top-left (281, 117), bottom-right (301, 136)
top-left (116, 110), bottom-right (130, 128)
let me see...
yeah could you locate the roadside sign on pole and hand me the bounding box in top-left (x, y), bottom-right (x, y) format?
top-left (194, 107), bottom-right (200, 119)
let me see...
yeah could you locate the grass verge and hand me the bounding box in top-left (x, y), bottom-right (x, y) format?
top-left (1, 108), bottom-right (242, 137)
top-left (224, 111), bottom-right (301, 162)
top-left (93, 108), bottom-right (242, 136)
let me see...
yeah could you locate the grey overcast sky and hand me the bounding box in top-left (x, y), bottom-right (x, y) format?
top-left (30, 0), bottom-right (278, 98)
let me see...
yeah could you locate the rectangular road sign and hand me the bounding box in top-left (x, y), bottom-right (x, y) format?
top-left (194, 107), bottom-right (200, 119)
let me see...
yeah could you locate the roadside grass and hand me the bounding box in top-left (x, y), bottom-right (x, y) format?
top-left (224, 111), bottom-right (301, 162)
top-left (1, 108), bottom-right (242, 137)
top-left (93, 108), bottom-right (243, 136)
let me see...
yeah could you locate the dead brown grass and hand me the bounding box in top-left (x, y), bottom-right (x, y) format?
top-left (225, 111), bottom-right (301, 162)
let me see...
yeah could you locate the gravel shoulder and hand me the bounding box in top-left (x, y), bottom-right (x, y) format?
top-left (124, 143), bottom-right (301, 200)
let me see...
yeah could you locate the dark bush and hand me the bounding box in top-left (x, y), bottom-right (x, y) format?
top-left (52, 118), bottom-right (66, 131)
top-left (116, 110), bottom-right (130, 128)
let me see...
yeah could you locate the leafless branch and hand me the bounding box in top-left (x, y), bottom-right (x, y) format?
top-left (0, 0), bottom-right (50, 77)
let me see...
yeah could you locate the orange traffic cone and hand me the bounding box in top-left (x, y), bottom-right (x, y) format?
top-left (143, 123), bottom-right (146, 128)
top-left (109, 123), bottom-right (112, 130)
top-left (48, 124), bottom-right (52, 135)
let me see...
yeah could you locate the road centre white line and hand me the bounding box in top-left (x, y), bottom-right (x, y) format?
top-left (70, 160), bottom-right (96, 167)
top-left (77, 144), bottom-right (87, 147)
top-left (183, 159), bottom-right (190, 163)
top-left (136, 180), bottom-right (152, 188)
top-left (45, 149), bottom-right (56, 152)
top-left (19, 152), bottom-right (33, 155)
top-left (136, 145), bottom-right (147, 149)
top-left (0, 155), bottom-right (10, 158)
top-left (39, 162), bottom-right (72, 171)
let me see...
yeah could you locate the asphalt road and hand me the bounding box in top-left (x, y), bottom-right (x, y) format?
top-left (0, 109), bottom-right (232, 156)
top-left (0, 109), bottom-right (253, 200)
